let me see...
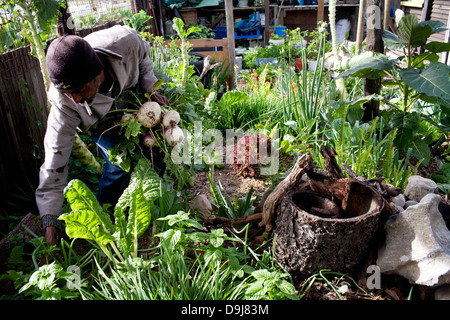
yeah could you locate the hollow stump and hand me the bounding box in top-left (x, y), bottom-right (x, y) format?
top-left (273, 181), bottom-right (383, 274)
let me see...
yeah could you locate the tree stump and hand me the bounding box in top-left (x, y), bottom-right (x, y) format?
top-left (273, 180), bottom-right (384, 274)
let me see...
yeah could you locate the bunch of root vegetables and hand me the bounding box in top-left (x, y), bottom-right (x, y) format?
top-left (121, 101), bottom-right (184, 149)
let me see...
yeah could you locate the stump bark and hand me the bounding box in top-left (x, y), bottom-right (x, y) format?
top-left (274, 181), bottom-right (383, 274)
top-left (260, 146), bottom-right (394, 275)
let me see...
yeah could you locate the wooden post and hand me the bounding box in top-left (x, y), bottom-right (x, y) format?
top-left (225, 0), bottom-right (236, 89)
top-left (157, 0), bottom-right (167, 36)
top-left (418, 0), bottom-right (434, 54)
top-left (362, 0), bottom-right (384, 122)
top-left (318, 0), bottom-right (325, 22)
top-left (148, 0), bottom-right (159, 36)
top-left (383, 0), bottom-right (391, 30)
top-left (355, 0), bottom-right (366, 54)
top-left (443, 12), bottom-right (450, 65)
top-left (420, 0), bottom-right (434, 22)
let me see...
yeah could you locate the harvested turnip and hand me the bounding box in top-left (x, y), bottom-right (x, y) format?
top-left (143, 132), bottom-right (156, 148)
top-left (164, 126), bottom-right (184, 147)
top-left (136, 101), bottom-right (161, 128)
top-left (162, 110), bottom-right (180, 128)
top-left (120, 113), bottom-right (136, 124)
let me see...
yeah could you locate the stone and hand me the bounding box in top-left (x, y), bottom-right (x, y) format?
top-left (377, 193), bottom-right (450, 287)
top-left (190, 194), bottom-right (213, 218)
top-left (404, 200), bottom-right (418, 209)
top-left (391, 193), bottom-right (405, 208)
top-left (404, 175), bottom-right (438, 202)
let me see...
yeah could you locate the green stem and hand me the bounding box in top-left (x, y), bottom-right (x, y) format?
top-left (110, 242), bottom-right (125, 262)
top-left (20, 4), bottom-right (51, 91)
top-left (381, 99), bottom-right (401, 111)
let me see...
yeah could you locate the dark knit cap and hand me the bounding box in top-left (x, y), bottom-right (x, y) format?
top-left (46, 35), bottom-right (103, 90)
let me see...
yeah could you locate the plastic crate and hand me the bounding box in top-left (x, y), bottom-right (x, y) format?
top-left (235, 29), bottom-right (261, 39)
top-left (216, 26), bottom-right (261, 40)
top-left (216, 26), bottom-right (227, 39)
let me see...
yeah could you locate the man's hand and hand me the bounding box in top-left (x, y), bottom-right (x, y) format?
top-left (151, 92), bottom-right (170, 106)
top-left (45, 226), bottom-right (57, 245)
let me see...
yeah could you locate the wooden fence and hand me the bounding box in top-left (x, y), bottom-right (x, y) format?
top-left (0, 46), bottom-right (49, 203)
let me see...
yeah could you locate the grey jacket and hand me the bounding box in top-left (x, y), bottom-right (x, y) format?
top-left (36, 25), bottom-right (158, 229)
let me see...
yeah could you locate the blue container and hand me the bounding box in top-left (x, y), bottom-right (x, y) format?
top-left (216, 26), bottom-right (227, 39)
top-left (297, 0), bottom-right (304, 4)
top-left (216, 26), bottom-right (261, 40)
top-left (311, 0), bottom-right (318, 4)
top-left (274, 26), bottom-right (286, 38)
top-left (235, 29), bottom-right (261, 39)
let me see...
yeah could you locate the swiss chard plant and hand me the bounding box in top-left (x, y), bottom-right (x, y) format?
top-left (337, 15), bottom-right (450, 165)
top-left (59, 158), bottom-right (161, 262)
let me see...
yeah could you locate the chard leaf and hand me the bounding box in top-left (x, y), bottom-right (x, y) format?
top-left (117, 158), bottom-right (161, 207)
top-left (58, 210), bottom-right (115, 245)
top-left (62, 179), bottom-right (115, 234)
top-left (114, 158), bottom-right (160, 255)
top-left (125, 181), bottom-right (151, 254)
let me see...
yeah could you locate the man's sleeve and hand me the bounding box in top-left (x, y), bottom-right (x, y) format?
top-left (35, 104), bottom-right (80, 229)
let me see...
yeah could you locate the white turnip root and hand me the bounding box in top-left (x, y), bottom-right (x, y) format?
top-left (143, 132), bottom-right (156, 148)
top-left (136, 101), bottom-right (161, 128)
top-left (162, 110), bottom-right (180, 128)
top-left (164, 126), bottom-right (184, 147)
top-left (120, 112), bottom-right (136, 124)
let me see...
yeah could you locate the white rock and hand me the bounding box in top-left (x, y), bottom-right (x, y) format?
top-left (190, 194), bottom-right (213, 218)
top-left (404, 175), bottom-right (438, 202)
top-left (377, 193), bottom-right (450, 287)
top-left (391, 193), bottom-right (406, 208)
top-left (404, 200), bottom-right (419, 209)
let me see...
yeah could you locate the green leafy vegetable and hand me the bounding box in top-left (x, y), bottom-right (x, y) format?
top-left (60, 158), bottom-right (161, 261)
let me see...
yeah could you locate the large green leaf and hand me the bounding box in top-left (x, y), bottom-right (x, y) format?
top-left (114, 158), bottom-right (159, 255)
top-left (424, 41), bottom-right (450, 54)
top-left (125, 181), bottom-right (151, 251)
top-left (62, 179), bottom-right (115, 234)
top-left (336, 55), bottom-right (396, 80)
top-left (389, 112), bottom-right (420, 150)
top-left (389, 112), bottom-right (431, 165)
top-left (419, 20), bottom-right (447, 34)
top-left (409, 138), bottom-right (431, 166)
top-left (382, 30), bottom-right (403, 51)
top-left (398, 15), bottom-right (432, 48)
top-left (117, 158), bottom-right (161, 208)
top-left (399, 62), bottom-right (450, 106)
top-left (58, 210), bottom-right (115, 245)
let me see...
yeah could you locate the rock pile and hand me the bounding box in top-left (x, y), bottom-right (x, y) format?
top-left (377, 175), bottom-right (450, 293)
